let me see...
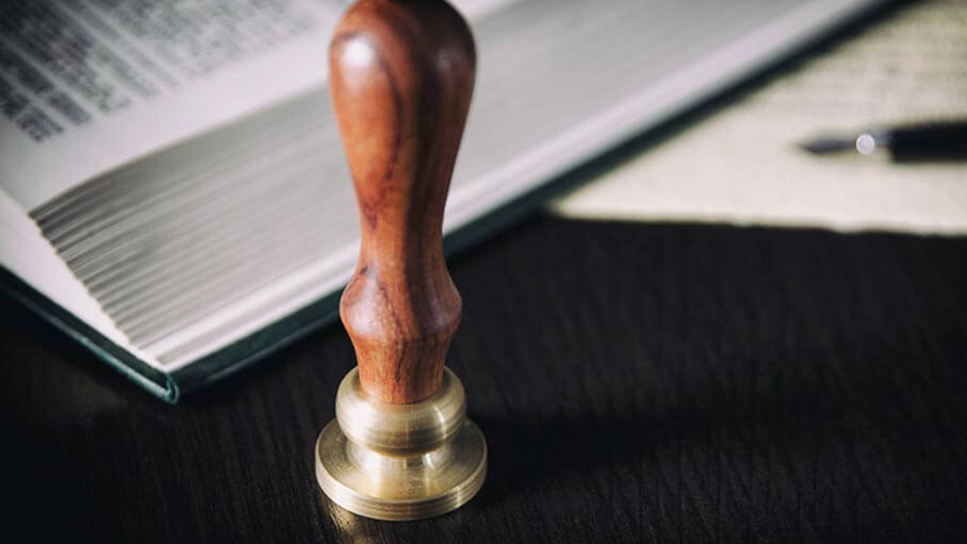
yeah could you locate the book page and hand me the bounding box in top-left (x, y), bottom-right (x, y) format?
top-left (552, 0), bottom-right (967, 235)
top-left (0, 187), bottom-right (141, 356)
top-left (0, 0), bottom-right (347, 210)
top-left (0, 0), bottom-right (513, 211)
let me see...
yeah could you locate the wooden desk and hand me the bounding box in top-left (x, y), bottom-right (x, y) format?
top-left (3, 216), bottom-right (966, 543)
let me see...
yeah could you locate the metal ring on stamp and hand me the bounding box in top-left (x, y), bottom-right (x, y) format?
top-left (315, 367), bottom-right (488, 521)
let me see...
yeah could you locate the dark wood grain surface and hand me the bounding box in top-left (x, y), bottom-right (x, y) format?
top-left (3, 216), bottom-right (966, 543)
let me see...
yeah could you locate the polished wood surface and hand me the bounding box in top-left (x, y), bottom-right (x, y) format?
top-left (3, 217), bottom-right (966, 543)
top-left (329, 0), bottom-right (476, 403)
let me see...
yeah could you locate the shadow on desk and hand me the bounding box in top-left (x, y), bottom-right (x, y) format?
top-left (3, 217), bottom-right (966, 543)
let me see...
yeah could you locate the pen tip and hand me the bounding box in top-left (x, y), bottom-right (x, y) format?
top-left (797, 136), bottom-right (855, 155)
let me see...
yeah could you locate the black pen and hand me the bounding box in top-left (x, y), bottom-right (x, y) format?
top-left (799, 120), bottom-right (967, 162)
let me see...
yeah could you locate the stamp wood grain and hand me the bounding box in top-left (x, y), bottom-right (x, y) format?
top-left (330, 0), bottom-right (476, 403)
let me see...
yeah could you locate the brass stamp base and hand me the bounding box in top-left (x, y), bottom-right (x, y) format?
top-left (315, 368), bottom-right (487, 521)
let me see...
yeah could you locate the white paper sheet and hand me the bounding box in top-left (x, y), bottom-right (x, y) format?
top-left (552, 0), bottom-right (967, 235)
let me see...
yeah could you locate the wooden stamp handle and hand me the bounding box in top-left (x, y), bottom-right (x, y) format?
top-left (329, 0), bottom-right (476, 403)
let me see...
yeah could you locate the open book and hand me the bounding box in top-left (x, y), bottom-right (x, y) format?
top-left (0, 0), bottom-right (890, 401)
